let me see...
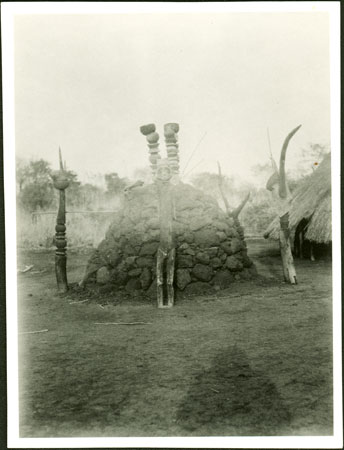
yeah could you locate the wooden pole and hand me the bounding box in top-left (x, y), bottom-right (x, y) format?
top-left (155, 161), bottom-right (175, 308)
top-left (279, 213), bottom-right (297, 283)
top-left (299, 231), bottom-right (304, 259)
top-left (51, 149), bottom-right (70, 293)
top-left (164, 123), bottom-right (180, 175)
top-left (266, 126), bottom-right (301, 284)
top-left (140, 124), bottom-right (179, 307)
top-left (140, 123), bottom-right (161, 177)
top-left (217, 161), bottom-right (230, 214)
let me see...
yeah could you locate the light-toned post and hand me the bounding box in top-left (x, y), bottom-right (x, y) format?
top-left (155, 159), bottom-right (176, 308)
top-left (140, 123), bottom-right (176, 308)
top-left (164, 123), bottom-right (180, 176)
top-left (266, 125), bottom-right (301, 284)
top-left (51, 148), bottom-right (70, 293)
top-left (140, 123), bottom-right (161, 177)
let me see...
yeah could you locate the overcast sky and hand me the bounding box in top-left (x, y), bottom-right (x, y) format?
top-left (14, 11), bottom-right (330, 185)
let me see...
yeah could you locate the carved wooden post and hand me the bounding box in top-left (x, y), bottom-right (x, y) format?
top-left (51, 148), bottom-right (70, 293)
top-left (155, 159), bottom-right (176, 308)
top-left (266, 125), bottom-right (301, 284)
top-left (164, 123), bottom-right (180, 176)
top-left (140, 124), bottom-right (176, 308)
top-left (140, 123), bottom-right (161, 177)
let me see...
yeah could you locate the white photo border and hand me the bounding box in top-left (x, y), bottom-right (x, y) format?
top-left (2, 2), bottom-right (341, 448)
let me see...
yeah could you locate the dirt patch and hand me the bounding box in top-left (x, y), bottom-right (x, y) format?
top-left (16, 240), bottom-right (333, 437)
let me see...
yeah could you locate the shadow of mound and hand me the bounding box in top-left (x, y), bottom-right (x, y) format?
top-left (177, 345), bottom-right (291, 435)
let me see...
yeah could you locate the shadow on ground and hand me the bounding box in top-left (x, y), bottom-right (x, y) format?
top-left (177, 345), bottom-right (291, 435)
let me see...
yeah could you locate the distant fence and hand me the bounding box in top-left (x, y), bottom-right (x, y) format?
top-left (30, 211), bottom-right (264, 239)
top-left (27, 210), bottom-right (266, 249)
top-left (31, 210), bottom-right (118, 223)
top-left (31, 209), bottom-right (265, 241)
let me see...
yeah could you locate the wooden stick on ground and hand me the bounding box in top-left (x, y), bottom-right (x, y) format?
top-left (19, 329), bottom-right (48, 335)
top-left (69, 299), bottom-right (90, 304)
top-left (18, 265), bottom-right (34, 273)
top-left (94, 322), bottom-right (152, 326)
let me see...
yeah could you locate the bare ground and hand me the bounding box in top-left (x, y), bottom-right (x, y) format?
top-left (16, 239), bottom-right (333, 437)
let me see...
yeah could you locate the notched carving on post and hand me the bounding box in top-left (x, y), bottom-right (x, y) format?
top-left (51, 147), bottom-right (70, 293)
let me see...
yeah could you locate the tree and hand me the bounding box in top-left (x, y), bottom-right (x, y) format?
top-left (104, 172), bottom-right (128, 195)
top-left (291, 143), bottom-right (329, 180)
top-left (240, 189), bottom-right (276, 235)
top-left (16, 157), bottom-right (28, 193)
top-left (250, 162), bottom-right (273, 188)
top-left (16, 158), bottom-right (85, 211)
top-left (17, 159), bottom-right (55, 211)
top-left (62, 169), bottom-right (82, 208)
top-left (132, 166), bottom-right (152, 184)
top-left (75, 183), bottom-right (105, 210)
top-left (191, 172), bottom-right (235, 202)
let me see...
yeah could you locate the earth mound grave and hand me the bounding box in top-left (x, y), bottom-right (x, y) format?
top-left (81, 182), bottom-right (254, 297)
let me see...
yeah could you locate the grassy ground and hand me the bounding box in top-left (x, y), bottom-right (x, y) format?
top-left (17, 239), bottom-right (333, 437)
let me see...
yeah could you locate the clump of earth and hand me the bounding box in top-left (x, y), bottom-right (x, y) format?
top-left (82, 182), bottom-right (255, 297)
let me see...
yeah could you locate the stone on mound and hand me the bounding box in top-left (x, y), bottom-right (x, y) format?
top-left (82, 182), bottom-right (253, 296)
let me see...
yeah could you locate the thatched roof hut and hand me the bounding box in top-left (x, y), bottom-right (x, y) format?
top-left (264, 153), bottom-right (331, 244)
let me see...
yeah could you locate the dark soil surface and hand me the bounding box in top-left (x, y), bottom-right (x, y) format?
top-left (17, 239), bottom-right (333, 437)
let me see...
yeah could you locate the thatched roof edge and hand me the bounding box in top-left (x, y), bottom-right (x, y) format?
top-left (264, 153), bottom-right (332, 244)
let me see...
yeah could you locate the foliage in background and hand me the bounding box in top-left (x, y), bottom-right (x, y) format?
top-left (104, 172), bottom-right (129, 196)
top-left (16, 159), bottom-right (55, 211)
top-left (16, 158), bottom-right (128, 248)
top-left (17, 209), bottom-right (114, 249)
top-left (191, 172), bottom-right (235, 204)
top-left (295, 143), bottom-right (329, 179)
top-left (16, 144), bottom-right (330, 247)
top-left (190, 144), bottom-right (330, 236)
top-left (16, 158), bottom-right (130, 213)
top-left (240, 190), bottom-right (277, 236)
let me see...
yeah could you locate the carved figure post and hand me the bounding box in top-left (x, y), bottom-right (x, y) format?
top-left (266, 125), bottom-right (301, 284)
top-left (140, 123), bottom-right (161, 177)
top-left (51, 148), bottom-right (70, 293)
top-left (164, 123), bottom-right (180, 176)
top-left (155, 159), bottom-right (176, 308)
top-left (140, 124), bottom-right (177, 308)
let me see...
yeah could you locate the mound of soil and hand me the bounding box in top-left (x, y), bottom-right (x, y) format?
top-left (82, 182), bottom-right (254, 296)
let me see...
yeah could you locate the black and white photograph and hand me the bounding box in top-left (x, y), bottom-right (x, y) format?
top-left (2, 2), bottom-right (342, 448)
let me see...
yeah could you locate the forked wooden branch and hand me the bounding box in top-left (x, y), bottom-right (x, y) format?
top-left (217, 161), bottom-right (249, 218)
top-left (279, 125), bottom-right (302, 199)
top-left (266, 125), bottom-right (301, 285)
top-left (231, 192), bottom-right (250, 219)
top-left (217, 161), bottom-right (230, 214)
